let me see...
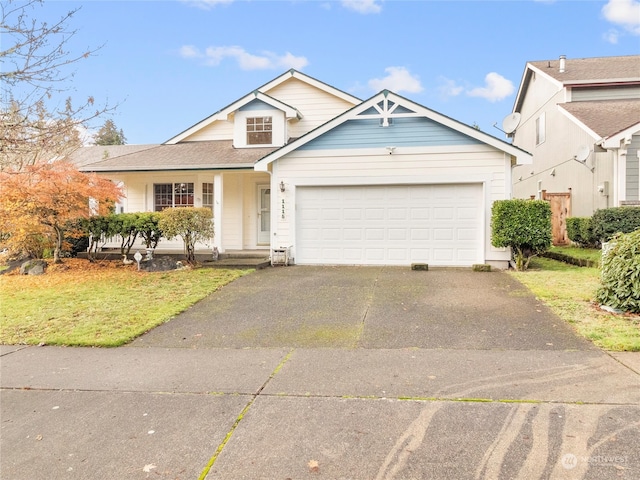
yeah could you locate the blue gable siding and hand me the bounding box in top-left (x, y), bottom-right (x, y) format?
top-left (298, 117), bottom-right (482, 150)
top-left (239, 99), bottom-right (274, 111)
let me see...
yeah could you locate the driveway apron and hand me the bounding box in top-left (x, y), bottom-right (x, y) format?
top-left (129, 266), bottom-right (592, 350)
top-left (2, 267), bottom-right (639, 480)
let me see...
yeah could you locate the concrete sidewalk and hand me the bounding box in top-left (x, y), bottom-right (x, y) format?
top-left (1, 267), bottom-right (639, 479)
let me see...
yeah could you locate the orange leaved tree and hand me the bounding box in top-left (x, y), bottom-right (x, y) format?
top-left (0, 161), bottom-right (123, 263)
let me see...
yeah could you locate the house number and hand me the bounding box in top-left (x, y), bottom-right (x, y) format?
top-left (281, 199), bottom-right (285, 219)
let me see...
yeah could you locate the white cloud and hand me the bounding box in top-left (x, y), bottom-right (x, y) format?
top-left (437, 77), bottom-right (464, 99)
top-left (178, 45), bottom-right (201, 59)
top-left (466, 72), bottom-right (514, 102)
top-left (368, 67), bottom-right (423, 94)
top-left (603, 29), bottom-right (620, 44)
top-left (341, 0), bottom-right (382, 14)
top-left (179, 45), bottom-right (309, 71)
top-left (181, 0), bottom-right (235, 10)
top-left (602, 0), bottom-right (640, 35)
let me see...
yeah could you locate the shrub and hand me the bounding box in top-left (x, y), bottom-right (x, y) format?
top-left (592, 207), bottom-right (640, 243)
top-left (110, 213), bottom-right (140, 257)
top-left (136, 212), bottom-right (163, 249)
top-left (491, 199), bottom-right (552, 271)
top-left (158, 207), bottom-right (214, 265)
top-left (596, 230), bottom-right (640, 314)
top-left (81, 215), bottom-right (116, 262)
top-left (566, 217), bottom-right (598, 247)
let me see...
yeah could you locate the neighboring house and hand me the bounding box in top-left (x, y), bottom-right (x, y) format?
top-left (509, 55), bottom-right (640, 244)
top-left (76, 69), bottom-right (531, 268)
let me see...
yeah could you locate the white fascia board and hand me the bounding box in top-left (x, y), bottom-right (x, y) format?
top-left (557, 105), bottom-right (601, 141)
top-left (165, 92), bottom-right (300, 145)
top-left (600, 122), bottom-right (640, 149)
top-left (513, 64), bottom-right (564, 113)
top-left (258, 69), bottom-right (361, 106)
top-left (255, 91), bottom-right (532, 169)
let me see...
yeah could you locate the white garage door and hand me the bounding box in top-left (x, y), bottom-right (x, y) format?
top-left (296, 184), bottom-right (483, 266)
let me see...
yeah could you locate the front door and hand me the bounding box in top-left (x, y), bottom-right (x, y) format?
top-left (257, 185), bottom-right (270, 245)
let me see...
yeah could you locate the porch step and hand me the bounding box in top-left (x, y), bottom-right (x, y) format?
top-left (202, 256), bottom-right (271, 270)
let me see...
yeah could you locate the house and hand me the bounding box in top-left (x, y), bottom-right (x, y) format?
top-left (509, 55), bottom-right (640, 244)
top-left (76, 69), bottom-right (531, 268)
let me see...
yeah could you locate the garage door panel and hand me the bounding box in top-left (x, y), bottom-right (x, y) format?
top-left (343, 209), bottom-right (362, 220)
top-left (388, 229), bottom-right (407, 240)
top-left (434, 207), bottom-right (454, 220)
top-left (296, 184), bottom-right (482, 266)
top-left (365, 249), bottom-right (385, 261)
top-left (410, 208), bottom-right (430, 220)
top-left (388, 208), bottom-right (408, 220)
top-left (411, 229), bottom-right (430, 240)
top-left (365, 229), bottom-right (384, 240)
top-left (458, 228), bottom-right (478, 240)
top-left (458, 207), bottom-right (478, 219)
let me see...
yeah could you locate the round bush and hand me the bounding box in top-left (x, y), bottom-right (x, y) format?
top-left (596, 230), bottom-right (640, 313)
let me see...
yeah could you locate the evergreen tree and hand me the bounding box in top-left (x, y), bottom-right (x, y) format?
top-left (94, 119), bottom-right (127, 145)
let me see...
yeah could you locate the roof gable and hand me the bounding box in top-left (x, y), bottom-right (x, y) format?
top-left (513, 55), bottom-right (640, 114)
top-left (165, 69), bottom-right (361, 145)
top-left (255, 90), bottom-right (531, 169)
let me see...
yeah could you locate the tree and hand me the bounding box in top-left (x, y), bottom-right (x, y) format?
top-left (0, 161), bottom-right (123, 263)
top-left (94, 119), bottom-right (126, 145)
top-left (491, 199), bottom-right (552, 271)
top-left (158, 208), bottom-right (214, 265)
top-left (1, 0), bottom-right (115, 171)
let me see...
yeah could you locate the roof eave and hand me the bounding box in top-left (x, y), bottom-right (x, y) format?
top-left (600, 122), bottom-right (640, 149)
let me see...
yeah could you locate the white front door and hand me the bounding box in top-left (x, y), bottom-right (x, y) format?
top-left (257, 185), bottom-right (271, 245)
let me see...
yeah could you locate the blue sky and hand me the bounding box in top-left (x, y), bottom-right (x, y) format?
top-left (17, 0), bottom-right (640, 144)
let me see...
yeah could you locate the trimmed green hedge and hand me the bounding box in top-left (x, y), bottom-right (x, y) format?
top-left (491, 199), bottom-right (552, 271)
top-left (592, 207), bottom-right (640, 242)
top-left (566, 217), bottom-right (598, 247)
top-left (596, 230), bottom-right (640, 313)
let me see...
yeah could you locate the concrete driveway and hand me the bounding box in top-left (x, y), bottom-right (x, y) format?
top-left (129, 266), bottom-right (591, 350)
top-left (1, 267), bottom-right (639, 480)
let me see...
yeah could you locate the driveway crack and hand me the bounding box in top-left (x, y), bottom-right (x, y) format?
top-left (198, 348), bottom-right (295, 479)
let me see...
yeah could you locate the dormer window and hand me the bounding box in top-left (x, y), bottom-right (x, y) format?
top-left (247, 116), bottom-right (272, 145)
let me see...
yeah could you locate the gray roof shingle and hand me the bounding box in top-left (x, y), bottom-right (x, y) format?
top-left (560, 99), bottom-right (640, 138)
top-left (73, 141), bottom-right (279, 172)
top-left (529, 55), bottom-right (640, 83)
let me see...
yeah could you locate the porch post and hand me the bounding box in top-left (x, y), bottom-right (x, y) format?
top-left (214, 173), bottom-right (223, 252)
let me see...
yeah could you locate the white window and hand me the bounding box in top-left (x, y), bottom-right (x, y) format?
top-left (536, 113), bottom-right (546, 145)
top-left (247, 116), bottom-right (272, 145)
top-left (202, 182), bottom-right (214, 211)
top-left (154, 183), bottom-right (194, 211)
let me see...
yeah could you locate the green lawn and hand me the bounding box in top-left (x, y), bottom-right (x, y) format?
top-left (0, 261), bottom-right (252, 347)
top-left (510, 257), bottom-right (639, 351)
top-left (548, 245), bottom-right (602, 264)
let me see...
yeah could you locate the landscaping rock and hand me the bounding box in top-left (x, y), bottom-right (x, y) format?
top-left (19, 259), bottom-right (47, 276)
top-left (140, 256), bottom-right (184, 272)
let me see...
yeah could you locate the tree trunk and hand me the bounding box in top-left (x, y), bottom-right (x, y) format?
top-left (53, 225), bottom-right (64, 264)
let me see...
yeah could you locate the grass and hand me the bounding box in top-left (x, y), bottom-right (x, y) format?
top-left (0, 259), bottom-right (252, 347)
top-left (548, 245), bottom-right (602, 264)
top-left (509, 257), bottom-right (640, 352)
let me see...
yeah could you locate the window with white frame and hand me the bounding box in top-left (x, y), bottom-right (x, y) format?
top-left (246, 116), bottom-right (272, 145)
top-left (536, 113), bottom-right (546, 145)
top-left (154, 183), bottom-right (194, 211)
top-left (202, 183), bottom-right (214, 211)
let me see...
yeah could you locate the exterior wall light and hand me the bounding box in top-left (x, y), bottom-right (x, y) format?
top-left (279, 181), bottom-right (285, 192)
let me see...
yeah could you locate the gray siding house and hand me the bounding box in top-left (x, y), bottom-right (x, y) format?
top-left (509, 55), bottom-right (640, 243)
